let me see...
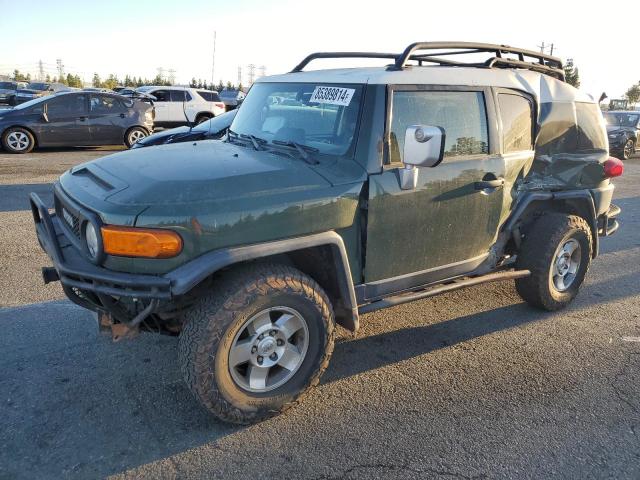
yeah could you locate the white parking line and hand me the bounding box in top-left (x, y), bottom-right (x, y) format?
top-left (621, 336), bottom-right (640, 343)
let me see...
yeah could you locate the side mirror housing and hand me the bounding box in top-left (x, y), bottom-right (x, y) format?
top-left (403, 125), bottom-right (445, 168)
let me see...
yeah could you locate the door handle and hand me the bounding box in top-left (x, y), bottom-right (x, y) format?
top-left (78, 116), bottom-right (88, 121)
top-left (119, 113), bottom-right (126, 118)
top-left (474, 178), bottom-right (505, 190)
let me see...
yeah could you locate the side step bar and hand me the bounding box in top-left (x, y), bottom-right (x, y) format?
top-left (358, 270), bottom-right (530, 314)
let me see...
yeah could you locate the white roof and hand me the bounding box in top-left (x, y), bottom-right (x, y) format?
top-left (258, 66), bottom-right (594, 104)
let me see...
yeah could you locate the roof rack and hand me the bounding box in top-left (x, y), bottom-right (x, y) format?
top-left (291, 41), bottom-right (565, 81)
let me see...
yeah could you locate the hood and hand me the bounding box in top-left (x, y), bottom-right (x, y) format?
top-left (65, 140), bottom-right (331, 206)
top-left (134, 126), bottom-right (192, 147)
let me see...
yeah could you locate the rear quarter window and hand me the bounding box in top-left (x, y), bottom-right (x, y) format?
top-left (198, 90), bottom-right (221, 102)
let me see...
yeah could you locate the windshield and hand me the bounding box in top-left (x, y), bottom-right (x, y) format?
top-left (26, 83), bottom-right (49, 91)
top-left (605, 113), bottom-right (640, 127)
top-left (0, 82), bottom-right (16, 89)
top-left (229, 82), bottom-right (362, 156)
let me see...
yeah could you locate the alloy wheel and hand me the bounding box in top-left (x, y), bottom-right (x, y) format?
top-left (551, 238), bottom-right (581, 292)
top-left (7, 131), bottom-right (30, 151)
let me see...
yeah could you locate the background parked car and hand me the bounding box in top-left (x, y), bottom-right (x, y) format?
top-left (219, 88), bottom-right (246, 111)
top-left (0, 91), bottom-right (154, 153)
top-left (13, 82), bottom-right (71, 105)
top-left (131, 109), bottom-right (236, 149)
top-left (0, 81), bottom-right (18, 105)
top-left (605, 111), bottom-right (639, 160)
top-left (135, 86), bottom-right (225, 127)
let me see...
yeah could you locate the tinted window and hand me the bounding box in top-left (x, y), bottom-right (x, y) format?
top-left (576, 103), bottom-right (607, 151)
top-left (536, 102), bottom-right (577, 156)
top-left (151, 90), bottom-right (170, 102)
top-left (498, 93), bottom-right (533, 153)
top-left (46, 94), bottom-right (87, 117)
top-left (170, 90), bottom-right (191, 102)
top-left (197, 90), bottom-right (221, 102)
top-left (90, 95), bottom-right (126, 113)
top-left (390, 90), bottom-right (488, 163)
top-left (0, 82), bottom-right (16, 89)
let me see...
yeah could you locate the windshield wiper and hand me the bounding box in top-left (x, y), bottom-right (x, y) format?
top-left (271, 140), bottom-right (319, 165)
top-left (240, 133), bottom-right (268, 151)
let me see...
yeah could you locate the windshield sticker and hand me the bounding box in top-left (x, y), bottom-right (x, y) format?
top-left (309, 86), bottom-right (355, 106)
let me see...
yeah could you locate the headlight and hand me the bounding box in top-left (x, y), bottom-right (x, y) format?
top-left (85, 222), bottom-right (100, 260)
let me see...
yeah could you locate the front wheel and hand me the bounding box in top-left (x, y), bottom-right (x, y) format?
top-left (515, 213), bottom-right (592, 311)
top-left (125, 127), bottom-right (148, 148)
top-left (178, 264), bottom-right (335, 424)
top-left (1, 127), bottom-right (35, 153)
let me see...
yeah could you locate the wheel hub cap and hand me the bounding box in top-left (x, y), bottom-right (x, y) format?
top-left (551, 238), bottom-right (581, 292)
top-left (228, 307), bottom-right (309, 392)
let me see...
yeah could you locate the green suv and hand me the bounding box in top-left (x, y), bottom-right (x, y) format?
top-left (31, 42), bottom-right (622, 424)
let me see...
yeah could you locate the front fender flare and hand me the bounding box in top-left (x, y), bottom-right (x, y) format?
top-left (165, 231), bottom-right (360, 331)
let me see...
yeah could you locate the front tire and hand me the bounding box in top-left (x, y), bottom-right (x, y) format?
top-left (1, 127), bottom-right (35, 153)
top-left (125, 127), bottom-right (148, 148)
top-left (178, 264), bottom-right (335, 424)
top-left (515, 213), bottom-right (592, 311)
top-left (195, 114), bottom-right (212, 125)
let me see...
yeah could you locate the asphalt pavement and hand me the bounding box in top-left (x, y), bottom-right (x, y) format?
top-left (0, 148), bottom-right (639, 479)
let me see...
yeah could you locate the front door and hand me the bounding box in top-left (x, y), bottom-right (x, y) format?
top-left (39, 93), bottom-right (89, 146)
top-left (363, 87), bottom-right (505, 299)
top-left (149, 89), bottom-right (171, 124)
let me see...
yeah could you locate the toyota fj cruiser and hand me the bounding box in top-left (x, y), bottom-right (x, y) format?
top-left (31, 42), bottom-right (622, 424)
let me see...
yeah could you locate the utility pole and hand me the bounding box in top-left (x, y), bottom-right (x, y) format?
top-left (56, 59), bottom-right (64, 80)
top-left (247, 64), bottom-right (256, 85)
top-left (537, 41), bottom-right (546, 53)
top-left (537, 42), bottom-right (556, 56)
top-left (211, 30), bottom-right (217, 87)
top-left (38, 60), bottom-right (44, 81)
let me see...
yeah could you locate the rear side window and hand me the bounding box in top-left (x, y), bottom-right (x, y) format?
top-left (197, 90), bottom-right (221, 102)
top-left (46, 94), bottom-right (87, 117)
top-left (151, 90), bottom-right (170, 102)
top-left (498, 93), bottom-right (533, 153)
top-left (90, 95), bottom-right (126, 113)
top-left (170, 90), bottom-right (192, 102)
top-left (390, 90), bottom-right (488, 163)
top-left (575, 102), bottom-right (607, 151)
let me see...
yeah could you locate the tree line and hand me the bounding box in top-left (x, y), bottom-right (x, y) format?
top-left (11, 69), bottom-right (83, 88)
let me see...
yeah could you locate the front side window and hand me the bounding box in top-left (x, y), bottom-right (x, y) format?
top-left (46, 94), bottom-right (87, 117)
top-left (498, 93), bottom-right (533, 153)
top-left (151, 90), bottom-right (170, 102)
top-left (389, 90), bottom-right (488, 163)
top-left (230, 82), bottom-right (363, 156)
top-left (605, 112), bottom-right (640, 128)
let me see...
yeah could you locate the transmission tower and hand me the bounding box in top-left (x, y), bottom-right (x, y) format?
top-left (247, 64), bottom-right (256, 85)
top-left (259, 65), bottom-right (266, 78)
top-left (38, 60), bottom-right (45, 81)
top-left (157, 67), bottom-right (165, 82)
top-left (168, 69), bottom-right (176, 85)
top-left (237, 66), bottom-right (242, 86)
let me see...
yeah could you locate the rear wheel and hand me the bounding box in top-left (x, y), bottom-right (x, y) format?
top-left (515, 213), bottom-right (592, 310)
top-left (623, 139), bottom-right (635, 160)
top-left (125, 127), bottom-right (148, 148)
top-left (178, 264), bottom-right (335, 424)
top-left (1, 127), bottom-right (35, 153)
top-left (195, 113), bottom-right (212, 125)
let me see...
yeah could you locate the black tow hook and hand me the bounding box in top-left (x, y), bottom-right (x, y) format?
top-left (42, 267), bottom-right (60, 284)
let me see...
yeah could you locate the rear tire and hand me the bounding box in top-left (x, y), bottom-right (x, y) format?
top-left (195, 114), bottom-right (212, 125)
top-left (1, 127), bottom-right (35, 153)
top-left (178, 264), bottom-right (335, 424)
top-left (125, 127), bottom-right (148, 148)
top-left (515, 213), bottom-right (592, 311)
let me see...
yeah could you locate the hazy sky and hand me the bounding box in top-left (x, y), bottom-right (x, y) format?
top-left (1, 0), bottom-right (637, 100)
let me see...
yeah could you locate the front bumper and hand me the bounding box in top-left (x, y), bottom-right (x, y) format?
top-left (30, 193), bottom-right (171, 312)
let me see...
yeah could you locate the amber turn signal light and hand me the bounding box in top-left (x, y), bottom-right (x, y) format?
top-left (101, 225), bottom-right (183, 259)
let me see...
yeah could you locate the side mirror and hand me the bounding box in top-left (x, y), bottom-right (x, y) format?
top-left (398, 125), bottom-right (445, 190)
top-left (403, 125), bottom-right (445, 168)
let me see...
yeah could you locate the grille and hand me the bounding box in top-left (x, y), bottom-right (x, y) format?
top-left (55, 195), bottom-right (81, 239)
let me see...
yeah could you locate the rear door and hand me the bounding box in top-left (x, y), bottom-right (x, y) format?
top-left (88, 94), bottom-right (130, 145)
top-left (169, 89), bottom-right (191, 124)
top-left (363, 86), bottom-right (505, 299)
top-left (39, 93), bottom-right (89, 146)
